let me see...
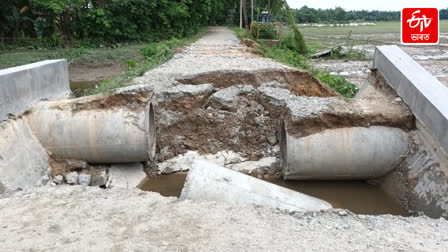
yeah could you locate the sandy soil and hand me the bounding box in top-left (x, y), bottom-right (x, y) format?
top-left (0, 186), bottom-right (447, 252)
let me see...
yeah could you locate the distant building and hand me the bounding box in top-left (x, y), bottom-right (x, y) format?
top-left (260, 11), bottom-right (272, 23)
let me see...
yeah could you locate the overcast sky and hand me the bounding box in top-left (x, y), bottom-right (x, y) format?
top-left (286, 0), bottom-right (448, 11)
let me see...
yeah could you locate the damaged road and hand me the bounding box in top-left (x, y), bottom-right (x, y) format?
top-left (1, 27), bottom-right (448, 251)
top-left (120, 27), bottom-right (413, 178)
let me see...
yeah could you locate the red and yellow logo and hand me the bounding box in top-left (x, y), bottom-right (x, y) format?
top-left (401, 8), bottom-right (439, 45)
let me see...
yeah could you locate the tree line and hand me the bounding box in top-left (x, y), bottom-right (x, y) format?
top-left (1, 0), bottom-right (446, 47)
top-left (0, 0), bottom-right (240, 46)
top-left (0, 0), bottom-right (287, 46)
top-left (290, 6), bottom-right (448, 23)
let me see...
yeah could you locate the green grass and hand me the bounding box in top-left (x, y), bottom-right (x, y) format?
top-left (315, 73), bottom-right (358, 98)
top-left (300, 21), bottom-right (448, 36)
top-left (300, 21), bottom-right (401, 36)
top-left (0, 44), bottom-right (146, 70)
top-left (300, 20), bottom-right (448, 51)
top-left (229, 26), bottom-right (248, 40)
top-left (85, 29), bottom-right (207, 95)
top-left (242, 29), bottom-right (358, 98)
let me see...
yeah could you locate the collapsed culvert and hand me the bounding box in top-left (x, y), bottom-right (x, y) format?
top-left (143, 67), bottom-right (421, 216)
top-left (279, 121), bottom-right (409, 180)
top-left (156, 69), bottom-right (341, 162)
top-left (25, 92), bottom-right (156, 163)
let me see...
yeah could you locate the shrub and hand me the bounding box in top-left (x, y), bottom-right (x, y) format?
top-left (315, 73), bottom-right (358, 98)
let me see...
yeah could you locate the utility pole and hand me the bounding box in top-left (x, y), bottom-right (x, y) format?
top-left (240, 0), bottom-right (243, 29)
top-left (268, 0), bottom-right (271, 15)
top-left (251, 0), bottom-right (254, 23)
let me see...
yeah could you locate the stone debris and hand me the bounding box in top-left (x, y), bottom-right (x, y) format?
top-left (78, 174), bottom-right (91, 186)
top-left (90, 170), bottom-right (108, 187)
top-left (157, 150), bottom-right (278, 176)
top-left (66, 172), bottom-right (78, 185)
top-left (208, 85), bottom-right (254, 110)
top-left (338, 210), bottom-right (348, 216)
top-left (53, 175), bottom-right (63, 184)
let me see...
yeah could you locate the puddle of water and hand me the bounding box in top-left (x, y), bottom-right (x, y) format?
top-left (70, 80), bottom-right (99, 90)
top-left (139, 173), bottom-right (188, 198)
top-left (70, 80), bottom-right (101, 97)
top-left (139, 173), bottom-right (409, 216)
top-left (265, 179), bottom-right (409, 216)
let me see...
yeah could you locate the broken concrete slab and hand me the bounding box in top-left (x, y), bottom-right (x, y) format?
top-left (0, 60), bottom-right (71, 122)
top-left (180, 160), bottom-right (332, 212)
top-left (0, 119), bottom-right (51, 193)
top-left (157, 150), bottom-right (277, 175)
top-left (208, 85), bottom-right (254, 110)
top-left (90, 170), bottom-right (108, 187)
top-left (373, 45), bottom-right (448, 155)
top-left (109, 163), bottom-right (147, 189)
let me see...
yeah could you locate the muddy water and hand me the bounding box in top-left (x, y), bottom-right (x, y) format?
top-left (139, 173), bottom-right (188, 198)
top-left (70, 80), bottom-right (100, 97)
top-left (139, 173), bottom-right (409, 216)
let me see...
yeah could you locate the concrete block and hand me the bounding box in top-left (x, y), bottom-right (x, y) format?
top-left (0, 119), bottom-right (51, 193)
top-left (373, 46), bottom-right (448, 155)
top-left (109, 163), bottom-right (146, 189)
top-left (180, 160), bottom-right (332, 212)
top-left (0, 60), bottom-right (71, 122)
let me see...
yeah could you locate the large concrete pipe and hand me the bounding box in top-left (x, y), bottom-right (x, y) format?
top-left (26, 93), bottom-right (156, 163)
top-left (280, 124), bottom-right (409, 180)
top-left (180, 160), bottom-right (332, 212)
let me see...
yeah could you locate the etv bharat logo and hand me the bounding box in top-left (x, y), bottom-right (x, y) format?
top-left (402, 8), bottom-right (439, 44)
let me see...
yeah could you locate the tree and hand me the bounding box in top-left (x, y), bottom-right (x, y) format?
top-left (334, 7), bottom-right (346, 22)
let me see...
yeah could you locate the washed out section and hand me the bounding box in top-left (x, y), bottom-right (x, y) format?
top-left (139, 172), bottom-right (408, 216)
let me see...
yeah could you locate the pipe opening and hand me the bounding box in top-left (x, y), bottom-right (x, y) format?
top-left (147, 103), bottom-right (157, 162)
top-left (279, 119), bottom-right (288, 174)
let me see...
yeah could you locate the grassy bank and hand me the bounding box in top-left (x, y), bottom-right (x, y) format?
top-left (0, 44), bottom-right (146, 70)
top-left (0, 28), bottom-right (206, 96)
top-left (230, 26), bottom-right (358, 98)
top-left (86, 29), bottom-right (207, 95)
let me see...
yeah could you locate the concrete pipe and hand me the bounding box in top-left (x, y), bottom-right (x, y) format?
top-left (26, 94), bottom-right (156, 163)
top-left (280, 123), bottom-right (409, 180)
top-left (180, 160), bottom-right (332, 212)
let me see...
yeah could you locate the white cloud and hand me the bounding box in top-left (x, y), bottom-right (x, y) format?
top-left (286, 0), bottom-right (447, 11)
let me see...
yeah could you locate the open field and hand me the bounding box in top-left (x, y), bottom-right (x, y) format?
top-left (303, 21), bottom-right (448, 88)
top-left (301, 21), bottom-right (448, 36)
top-left (303, 21), bottom-right (448, 50)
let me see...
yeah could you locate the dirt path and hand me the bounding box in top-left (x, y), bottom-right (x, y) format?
top-left (1, 186), bottom-right (447, 252)
top-left (1, 27), bottom-right (447, 251)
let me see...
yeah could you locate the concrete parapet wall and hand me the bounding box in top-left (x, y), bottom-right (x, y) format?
top-left (373, 45), bottom-right (448, 155)
top-left (0, 60), bottom-right (71, 122)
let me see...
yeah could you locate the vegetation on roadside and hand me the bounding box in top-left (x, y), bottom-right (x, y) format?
top-left (290, 6), bottom-right (448, 24)
top-left (315, 73), bottom-right (358, 98)
top-left (259, 41), bottom-right (358, 98)
top-left (0, 43), bottom-right (146, 69)
top-left (229, 26), bottom-right (248, 40)
top-left (0, 0), bottom-right (236, 47)
top-left (232, 23), bottom-right (358, 98)
top-left (83, 29), bottom-right (206, 96)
